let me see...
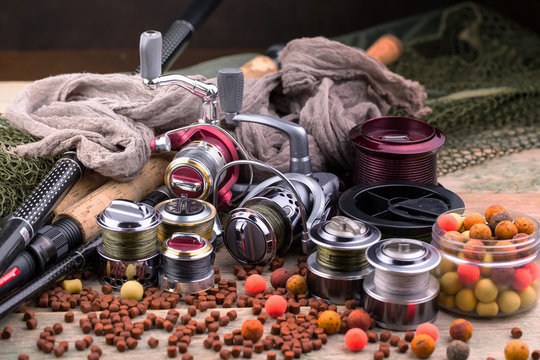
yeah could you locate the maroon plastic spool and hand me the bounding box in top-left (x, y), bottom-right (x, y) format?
top-left (349, 116), bottom-right (445, 185)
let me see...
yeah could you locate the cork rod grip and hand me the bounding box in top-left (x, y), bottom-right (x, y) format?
top-left (57, 156), bottom-right (170, 243)
top-left (54, 171), bottom-right (110, 215)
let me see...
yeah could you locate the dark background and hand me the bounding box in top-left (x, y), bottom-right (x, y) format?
top-left (1, 0), bottom-right (539, 80)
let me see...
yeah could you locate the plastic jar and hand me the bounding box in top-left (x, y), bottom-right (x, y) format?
top-left (432, 207), bottom-right (539, 317)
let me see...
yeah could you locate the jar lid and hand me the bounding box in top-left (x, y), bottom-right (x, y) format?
top-left (97, 199), bottom-right (162, 232)
top-left (339, 180), bottom-right (464, 240)
top-left (310, 216), bottom-right (381, 250)
top-left (366, 238), bottom-right (441, 274)
top-left (350, 116), bottom-right (445, 155)
top-left (156, 196), bottom-right (216, 225)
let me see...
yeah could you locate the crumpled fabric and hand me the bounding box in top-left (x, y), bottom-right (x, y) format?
top-left (5, 36), bottom-right (430, 181)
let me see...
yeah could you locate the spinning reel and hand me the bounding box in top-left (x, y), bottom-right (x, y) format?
top-left (214, 68), bottom-right (340, 265)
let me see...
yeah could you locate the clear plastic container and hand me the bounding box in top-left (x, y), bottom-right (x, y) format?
top-left (431, 207), bottom-right (539, 317)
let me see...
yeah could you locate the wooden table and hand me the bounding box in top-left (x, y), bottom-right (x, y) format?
top-left (0, 82), bottom-right (539, 359)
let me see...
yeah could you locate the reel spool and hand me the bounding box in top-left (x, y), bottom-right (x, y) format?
top-left (363, 238), bottom-right (441, 330)
top-left (96, 199), bottom-right (162, 289)
top-left (349, 116), bottom-right (445, 185)
top-left (155, 195), bottom-right (217, 247)
top-left (306, 216), bottom-right (381, 304)
top-left (339, 180), bottom-right (464, 242)
top-left (159, 232), bottom-right (214, 294)
top-left (151, 124), bottom-right (247, 209)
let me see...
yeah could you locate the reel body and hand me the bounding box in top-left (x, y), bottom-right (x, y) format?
top-left (222, 172), bottom-right (339, 265)
top-left (151, 125), bottom-right (241, 208)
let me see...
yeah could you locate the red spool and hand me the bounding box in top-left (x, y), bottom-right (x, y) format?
top-left (349, 116), bottom-right (445, 185)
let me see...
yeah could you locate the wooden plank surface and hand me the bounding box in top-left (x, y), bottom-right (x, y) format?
top-left (0, 81), bottom-right (539, 359)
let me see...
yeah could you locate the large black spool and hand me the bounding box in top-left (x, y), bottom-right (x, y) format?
top-left (339, 181), bottom-right (464, 242)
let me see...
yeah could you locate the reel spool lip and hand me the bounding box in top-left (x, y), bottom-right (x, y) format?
top-left (307, 252), bottom-right (373, 280)
top-left (309, 216), bottom-right (381, 251)
top-left (350, 116), bottom-right (446, 155)
top-left (161, 232), bottom-right (213, 261)
top-left (156, 198), bottom-right (216, 225)
top-left (366, 238), bottom-right (441, 274)
top-left (158, 268), bottom-right (215, 295)
top-left (363, 271), bottom-right (440, 304)
top-left (96, 199), bottom-right (162, 233)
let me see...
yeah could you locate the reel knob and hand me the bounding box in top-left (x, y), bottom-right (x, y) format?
top-left (139, 30), bottom-right (163, 81)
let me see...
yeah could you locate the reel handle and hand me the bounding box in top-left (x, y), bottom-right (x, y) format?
top-left (139, 31), bottom-right (163, 82)
top-left (217, 68), bottom-right (244, 125)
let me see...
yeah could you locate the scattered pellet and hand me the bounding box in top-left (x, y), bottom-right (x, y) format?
top-left (379, 330), bottom-right (391, 342)
top-left (267, 351), bottom-right (277, 360)
top-left (90, 345), bottom-right (102, 355)
top-left (116, 340), bottom-right (127, 352)
top-left (148, 337), bottom-right (159, 348)
top-left (26, 318), bottom-right (38, 330)
top-left (232, 346), bottom-right (241, 357)
top-left (87, 352), bottom-right (100, 360)
top-left (511, 327), bottom-right (523, 339)
top-left (18, 354), bottom-right (29, 360)
top-left (64, 312), bottom-right (75, 323)
top-left (53, 345), bottom-right (65, 357)
top-left (373, 351), bottom-right (384, 360)
top-left (167, 346), bottom-right (177, 358)
top-left (404, 331), bottom-right (414, 342)
top-left (178, 342), bottom-right (188, 353)
top-left (532, 350), bottom-right (540, 360)
top-left (101, 284), bottom-right (113, 294)
top-left (23, 311), bottom-right (35, 321)
top-left (53, 323), bottom-right (63, 335)
top-left (389, 335), bottom-right (400, 346)
top-left (220, 348), bottom-right (232, 359)
top-left (181, 354), bottom-right (193, 360)
top-left (397, 340), bottom-right (409, 353)
top-left (243, 346), bottom-right (253, 358)
top-left (2, 326), bottom-right (12, 339)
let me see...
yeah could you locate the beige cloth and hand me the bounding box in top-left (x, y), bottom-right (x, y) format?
top-left (5, 37), bottom-right (430, 181)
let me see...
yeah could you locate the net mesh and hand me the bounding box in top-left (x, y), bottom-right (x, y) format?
top-left (1, 2), bottom-right (539, 217)
top-left (386, 3), bottom-right (540, 175)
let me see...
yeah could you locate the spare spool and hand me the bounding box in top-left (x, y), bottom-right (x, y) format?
top-left (95, 199), bottom-right (162, 289)
top-left (155, 195), bottom-right (216, 245)
top-left (339, 180), bottom-right (464, 242)
top-left (350, 116), bottom-right (445, 185)
top-left (307, 216), bottom-right (380, 304)
top-left (159, 232), bottom-right (214, 294)
top-left (363, 238), bottom-right (441, 330)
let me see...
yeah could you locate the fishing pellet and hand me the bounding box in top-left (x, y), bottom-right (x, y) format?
top-left (181, 354), bottom-right (194, 360)
top-left (53, 345), bottom-right (65, 357)
top-left (17, 354), bottom-right (29, 360)
top-left (148, 337), bottom-right (159, 348)
top-left (116, 340), bottom-right (127, 352)
top-left (90, 345), bottom-right (102, 355)
top-left (1, 326), bottom-right (12, 339)
top-left (389, 335), bottom-right (400, 346)
top-left (511, 327), bottom-right (523, 338)
top-left (87, 352), bottom-right (100, 360)
top-left (397, 340), bottom-right (409, 353)
top-left (167, 346), bottom-right (177, 358)
top-left (64, 312), bottom-right (75, 323)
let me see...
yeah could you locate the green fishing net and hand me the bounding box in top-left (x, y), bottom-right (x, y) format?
top-left (0, 118), bottom-right (57, 218)
top-left (1, 2), bottom-right (539, 218)
top-left (336, 2), bottom-right (540, 175)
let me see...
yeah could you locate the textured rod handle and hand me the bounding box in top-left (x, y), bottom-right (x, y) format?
top-left (217, 68), bottom-right (244, 113)
top-left (161, 20), bottom-right (194, 73)
top-left (15, 152), bottom-right (83, 231)
top-left (0, 152), bottom-right (82, 274)
top-left (140, 31), bottom-right (163, 80)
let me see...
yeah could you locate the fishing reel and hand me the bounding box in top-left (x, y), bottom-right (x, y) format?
top-left (224, 170), bottom-right (339, 265)
top-left (140, 31), bottom-right (244, 208)
top-left (213, 68), bottom-right (340, 265)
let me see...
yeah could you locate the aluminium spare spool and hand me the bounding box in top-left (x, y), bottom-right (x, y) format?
top-left (155, 195), bottom-right (216, 246)
top-left (307, 216), bottom-right (381, 305)
top-left (363, 238), bottom-right (441, 330)
top-left (95, 199), bottom-right (162, 289)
